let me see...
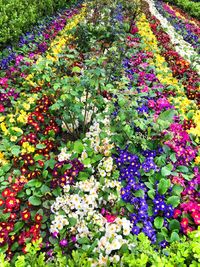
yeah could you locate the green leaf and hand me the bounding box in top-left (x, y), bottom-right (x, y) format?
top-left (42, 170), bottom-right (48, 178)
top-left (154, 217), bottom-right (164, 229)
top-left (127, 203), bottom-right (134, 213)
top-left (172, 185), bottom-right (183, 196)
top-left (73, 140), bottom-right (84, 154)
top-left (34, 154), bottom-right (44, 161)
top-left (77, 237), bottom-right (90, 244)
top-left (52, 187), bottom-right (62, 197)
top-left (167, 196), bottom-right (180, 208)
top-left (28, 196), bottom-right (42, 206)
top-left (13, 221), bottom-right (24, 234)
top-left (158, 178), bottom-right (170, 195)
top-left (170, 232), bottom-right (180, 242)
top-left (36, 144), bottom-right (46, 149)
top-left (148, 189), bottom-right (155, 199)
top-left (40, 185), bottom-right (50, 194)
top-left (72, 66), bottom-right (81, 73)
top-left (169, 220), bottom-right (180, 231)
top-left (26, 179), bottom-right (42, 188)
top-left (11, 145), bottom-right (21, 156)
top-left (161, 166), bottom-right (171, 176)
top-left (134, 189), bottom-right (144, 198)
top-left (159, 109), bottom-right (176, 122)
top-left (68, 217), bottom-right (77, 227)
top-left (177, 166), bottom-right (189, 173)
top-left (62, 164), bottom-right (72, 173)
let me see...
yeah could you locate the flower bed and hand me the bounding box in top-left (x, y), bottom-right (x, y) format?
top-left (0, 0), bottom-right (200, 266)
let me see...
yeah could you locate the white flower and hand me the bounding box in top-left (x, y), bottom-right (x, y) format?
top-left (99, 169), bottom-right (106, 177)
top-left (81, 150), bottom-right (88, 160)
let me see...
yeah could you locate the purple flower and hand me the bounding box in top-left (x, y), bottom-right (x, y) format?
top-left (132, 226), bottom-right (140, 235)
top-left (59, 239), bottom-right (68, 247)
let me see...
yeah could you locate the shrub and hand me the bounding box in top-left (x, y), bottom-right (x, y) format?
top-left (161, 0), bottom-right (200, 20)
top-left (0, 0), bottom-right (76, 47)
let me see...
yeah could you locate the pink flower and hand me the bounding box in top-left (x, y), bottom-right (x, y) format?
top-left (141, 85), bottom-right (149, 92)
top-left (0, 77), bottom-right (8, 88)
top-left (105, 214), bottom-right (116, 223)
top-left (192, 212), bottom-right (200, 225)
top-left (0, 104), bottom-right (5, 112)
top-left (130, 26), bottom-right (138, 35)
top-left (180, 218), bottom-right (189, 229)
top-left (173, 209), bottom-right (182, 219)
top-left (148, 100), bottom-right (156, 108)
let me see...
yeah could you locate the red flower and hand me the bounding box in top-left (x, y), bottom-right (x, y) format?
top-left (0, 234), bottom-right (7, 246)
top-left (22, 246), bottom-right (28, 254)
top-left (0, 198), bottom-right (4, 206)
top-left (9, 213), bottom-right (17, 221)
top-left (5, 197), bottom-right (17, 209)
top-left (2, 188), bottom-right (12, 198)
top-left (0, 104), bottom-right (5, 113)
top-left (21, 209), bottom-right (31, 221)
top-left (35, 214), bottom-right (42, 222)
top-left (180, 218), bottom-right (189, 229)
top-left (192, 212), bottom-right (200, 225)
top-left (173, 209), bottom-right (182, 219)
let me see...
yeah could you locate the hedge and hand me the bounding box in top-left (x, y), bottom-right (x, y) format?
top-left (162, 0), bottom-right (200, 20)
top-left (0, 0), bottom-right (76, 47)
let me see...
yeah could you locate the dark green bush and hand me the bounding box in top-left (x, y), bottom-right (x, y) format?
top-left (0, 0), bottom-right (76, 47)
top-left (162, 0), bottom-right (200, 20)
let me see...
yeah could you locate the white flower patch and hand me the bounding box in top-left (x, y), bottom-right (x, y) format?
top-left (145, 0), bottom-right (200, 74)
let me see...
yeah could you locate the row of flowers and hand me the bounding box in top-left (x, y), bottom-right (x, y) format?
top-left (154, 0), bottom-right (200, 52)
top-left (144, 0), bottom-right (200, 74)
top-left (142, 1), bottom-right (200, 140)
top-left (0, 0), bottom-right (200, 265)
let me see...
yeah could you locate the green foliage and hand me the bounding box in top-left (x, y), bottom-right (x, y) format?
top-left (0, 0), bottom-right (76, 47)
top-left (162, 0), bottom-right (200, 20)
top-left (1, 229), bottom-right (200, 266)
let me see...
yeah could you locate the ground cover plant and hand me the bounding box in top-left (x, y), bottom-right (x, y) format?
top-left (0, 0), bottom-right (199, 266)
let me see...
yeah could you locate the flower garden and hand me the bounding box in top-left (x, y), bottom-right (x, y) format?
top-left (0, 0), bottom-right (200, 266)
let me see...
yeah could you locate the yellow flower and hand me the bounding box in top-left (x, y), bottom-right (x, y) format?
top-left (195, 156), bottom-right (200, 165)
top-left (136, 14), bottom-right (199, 135)
top-left (1, 122), bottom-right (8, 134)
top-left (23, 103), bottom-right (30, 111)
top-left (17, 111), bottom-right (28, 124)
top-left (8, 114), bottom-right (15, 123)
top-left (27, 97), bottom-right (35, 104)
top-left (0, 116), bottom-right (5, 122)
top-left (21, 142), bottom-right (35, 155)
top-left (0, 152), bottom-right (8, 165)
top-left (10, 136), bottom-right (18, 142)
